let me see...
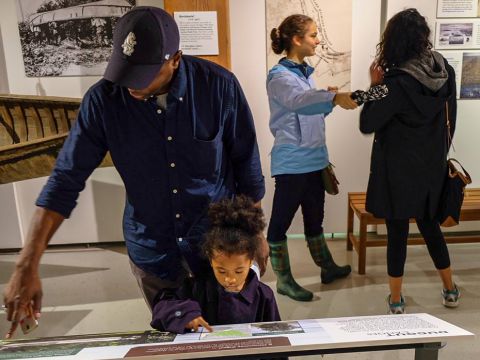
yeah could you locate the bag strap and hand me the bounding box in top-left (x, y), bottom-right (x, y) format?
top-left (447, 158), bottom-right (472, 184)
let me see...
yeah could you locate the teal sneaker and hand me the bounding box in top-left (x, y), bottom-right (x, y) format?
top-left (442, 285), bottom-right (460, 308)
top-left (387, 294), bottom-right (406, 314)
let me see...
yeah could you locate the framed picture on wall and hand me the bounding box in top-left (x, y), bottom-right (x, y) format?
top-left (15, 0), bottom-right (135, 77)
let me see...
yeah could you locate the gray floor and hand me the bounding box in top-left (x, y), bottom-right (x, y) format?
top-left (0, 237), bottom-right (478, 359)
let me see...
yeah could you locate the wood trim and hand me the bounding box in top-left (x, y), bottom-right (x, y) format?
top-left (164, 0), bottom-right (230, 70)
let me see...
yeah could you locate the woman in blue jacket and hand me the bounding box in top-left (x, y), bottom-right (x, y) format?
top-left (267, 14), bottom-right (357, 301)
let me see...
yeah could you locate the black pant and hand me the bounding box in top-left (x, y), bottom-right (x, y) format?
top-left (267, 170), bottom-right (325, 243)
top-left (385, 218), bottom-right (451, 277)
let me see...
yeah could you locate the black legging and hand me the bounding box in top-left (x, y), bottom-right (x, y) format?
top-left (267, 170), bottom-right (325, 244)
top-left (385, 218), bottom-right (451, 277)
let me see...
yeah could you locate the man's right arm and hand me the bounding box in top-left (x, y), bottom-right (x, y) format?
top-left (3, 207), bottom-right (65, 338)
top-left (3, 88), bottom-right (108, 339)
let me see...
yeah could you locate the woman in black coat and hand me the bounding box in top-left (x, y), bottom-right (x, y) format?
top-left (360, 8), bottom-right (459, 314)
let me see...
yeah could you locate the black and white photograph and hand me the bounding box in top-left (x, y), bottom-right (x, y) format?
top-left (251, 321), bottom-right (304, 336)
top-left (16, 0), bottom-right (135, 77)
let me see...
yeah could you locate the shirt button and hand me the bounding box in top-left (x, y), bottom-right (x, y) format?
top-left (175, 311), bottom-right (182, 317)
top-left (176, 213), bottom-right (181, 218)
top-left (178, 237), bottom-right (183, 242)
top-left (172, 189), bottom-right (178, 194)
top-left (170, 163), bottom-right (175, 168)
top-left (167, 136), bottom-right (173, 141)
top-left (157, 109), bottom-right (162, 114)
top-left (179, 97), bottom-right (183, 102)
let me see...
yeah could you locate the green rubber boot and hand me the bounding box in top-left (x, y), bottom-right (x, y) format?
top-left (306, 234), bottom-right (351, 284)
top-left (269, 239), bottom-right (313, 301)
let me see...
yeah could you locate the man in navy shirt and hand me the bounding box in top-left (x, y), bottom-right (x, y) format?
top-left (3, 6), bottom-right (266, 338)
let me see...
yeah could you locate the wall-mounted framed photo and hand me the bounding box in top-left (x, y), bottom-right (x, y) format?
top-left (16, 0), bottom-right (135, 77)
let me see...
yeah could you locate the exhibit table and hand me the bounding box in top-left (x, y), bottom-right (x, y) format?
top-left (0, 313), bottom-right (474, 360)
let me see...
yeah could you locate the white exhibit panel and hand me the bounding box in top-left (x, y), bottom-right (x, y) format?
top-left (0, 313), bottom-right (473, 359)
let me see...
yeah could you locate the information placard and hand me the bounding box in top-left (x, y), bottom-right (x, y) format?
top-left (174, 11), bottom-right (219, 55)
top-left (437, 0), bottom-right (480, 18)
top-left (0, 314), bottom-right (473, 360)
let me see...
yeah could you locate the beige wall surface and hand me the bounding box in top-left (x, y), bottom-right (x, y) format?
top-left (0, 0), bottom-right (478, 248)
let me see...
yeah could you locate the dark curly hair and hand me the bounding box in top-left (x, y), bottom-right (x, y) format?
top-left (203, 195), bottom-right (265, 260)
top-left (270, 14), bottom-right (314, 54)
top-left (376, 8), bottom-right (432, 69)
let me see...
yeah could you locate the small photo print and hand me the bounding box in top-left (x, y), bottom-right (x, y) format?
top-left (460, 52), bottom-right (480, 98)
top-left (251, 321), bottom-right (305, 336)
top-left (438, 23), bottom-right (473, 46)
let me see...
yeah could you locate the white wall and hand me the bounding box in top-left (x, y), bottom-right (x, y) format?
top-left (230, 0), bottom-right (382, 234)
top-left (1, 0), bottom-right (479, 248)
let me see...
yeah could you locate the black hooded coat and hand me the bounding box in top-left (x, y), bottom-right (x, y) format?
top-left (360, 54), bottom-right (457, 219)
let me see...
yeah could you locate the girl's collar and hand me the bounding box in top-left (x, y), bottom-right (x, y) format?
top-left (279, 57), bottom-right (314, 78)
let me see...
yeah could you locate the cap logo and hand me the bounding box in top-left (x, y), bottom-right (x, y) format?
top-left (122, 32), bottom-right (136, 56)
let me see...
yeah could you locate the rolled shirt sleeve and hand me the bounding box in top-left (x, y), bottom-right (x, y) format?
top-left (36, 91), bottom-right (108, 218)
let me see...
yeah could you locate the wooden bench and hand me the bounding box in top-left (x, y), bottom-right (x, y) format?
top-left (347, 189), bottom-right (480, 274)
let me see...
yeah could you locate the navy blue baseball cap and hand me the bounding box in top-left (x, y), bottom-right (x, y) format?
top-left (104, 6), bottom-right (180, 89)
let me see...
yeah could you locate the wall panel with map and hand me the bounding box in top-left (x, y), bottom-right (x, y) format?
top-left (266, 0), bottom-right (353, 90)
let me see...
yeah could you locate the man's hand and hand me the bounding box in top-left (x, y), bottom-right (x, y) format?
top-left (186, 316), bottom-right (212, 332)
top-left (333, 93), bottom-right (358, 110)
top-left (2, 207), bottom-right (64, 339)
top-left (3, 267), bottom-right (43, 339)
top-left (255, 232), bottom-right (270, 277)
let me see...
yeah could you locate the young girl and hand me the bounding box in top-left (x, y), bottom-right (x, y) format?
top-left (266, 14), bottom-right (356, 302)
top-left (150, 195), bottom-right (280, 333)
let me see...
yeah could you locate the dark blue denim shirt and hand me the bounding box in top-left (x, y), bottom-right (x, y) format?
top-left (36, 56), bottom-right (265, 279)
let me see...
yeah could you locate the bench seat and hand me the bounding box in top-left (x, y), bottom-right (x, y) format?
top-left (347, 189), bottom-right (480, 274)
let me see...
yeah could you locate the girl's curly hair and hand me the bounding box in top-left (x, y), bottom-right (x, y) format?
top-left (376, 8), bottom-right (432, 69)
top-left (203, 195), bottom-right (265, 260)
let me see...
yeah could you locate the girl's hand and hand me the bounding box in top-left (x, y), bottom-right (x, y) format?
top-left (333, 93), bottom-right (358, 109)
top-left (369, 61), bottom-right (384, 86)
top-left (186, 316), bottom-right (213, 332)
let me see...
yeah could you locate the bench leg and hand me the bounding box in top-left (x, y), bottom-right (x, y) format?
top-left (347, 200), bottom-right (353, 251)
top-left (414, 343), bottom-right (442, 360)
top-left (358, 221), bottom-right (367, 275)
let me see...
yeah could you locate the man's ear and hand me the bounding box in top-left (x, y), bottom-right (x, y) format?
top-left (172, 50), bottom-right (182, 69)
